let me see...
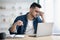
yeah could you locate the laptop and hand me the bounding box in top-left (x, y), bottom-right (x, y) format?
top-left (36, 23), bottom-right (53, 37)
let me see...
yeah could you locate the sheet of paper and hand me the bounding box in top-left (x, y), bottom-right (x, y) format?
top-left (6, 34), bottom-right (15, 38)
top-left (15, 35), bottom-right (25, 38)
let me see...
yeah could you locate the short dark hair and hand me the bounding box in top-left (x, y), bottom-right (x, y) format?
top-left (30, 2), bottom-right (41, 8)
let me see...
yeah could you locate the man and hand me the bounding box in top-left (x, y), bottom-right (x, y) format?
top-left (9, 2), bottom-right (44, 35)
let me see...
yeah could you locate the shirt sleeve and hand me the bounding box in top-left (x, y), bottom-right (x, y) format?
top-left (37, 16), bottom-right (43, 23)
top-left (9, 16), bottom-right (21, 34)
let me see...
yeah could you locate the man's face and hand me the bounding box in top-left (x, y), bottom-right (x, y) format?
top-left (30, 7), bottom-right (40, 18)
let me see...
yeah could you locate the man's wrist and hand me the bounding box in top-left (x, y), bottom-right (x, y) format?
top-left (14, 23), bottom-right (17, 27)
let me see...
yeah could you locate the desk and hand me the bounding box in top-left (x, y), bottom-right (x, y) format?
top-left (5, 35), bottom-right (60, 40)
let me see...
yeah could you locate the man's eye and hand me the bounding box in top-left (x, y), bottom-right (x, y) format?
top-left (35, 11), bottom-right (38, 13)
top-left (35, 10), bottom-right (39, 13)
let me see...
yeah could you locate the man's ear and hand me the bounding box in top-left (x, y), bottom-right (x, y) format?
top-left (30, 8), bottom-right (33, 12)
top-left (30, 8), bottom-right (33, 10)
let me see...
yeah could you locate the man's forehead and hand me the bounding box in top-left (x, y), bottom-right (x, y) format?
top-left (35, 7), bottom-right (40, 9)
top-left (35, 7), bottom-right (40, 11)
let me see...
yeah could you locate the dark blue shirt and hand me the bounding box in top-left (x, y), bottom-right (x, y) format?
top-left (9, 13), bottom-right (43, 34)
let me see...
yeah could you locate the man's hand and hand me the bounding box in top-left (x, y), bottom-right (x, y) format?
top-left (15, 20), bottom-right (23, 26)
top-left (39, 11), bottom-right (44, 16)
top-left (10, 20), bottom-right (23, 32)
top-left (39, 11), bottom-right (45, 22)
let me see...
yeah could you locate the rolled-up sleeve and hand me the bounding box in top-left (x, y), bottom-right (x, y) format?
top-left (9, 26), bottom-right (19, 34)
top-left (9, 16), bottom-right (21, 34)
top-left (37, 16), bottom-right (43, 23)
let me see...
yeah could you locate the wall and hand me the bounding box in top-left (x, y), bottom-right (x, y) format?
top-left (40, 0), bottom-right (60, 34)
top-left (53, 0), bottom-right (60, 34)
